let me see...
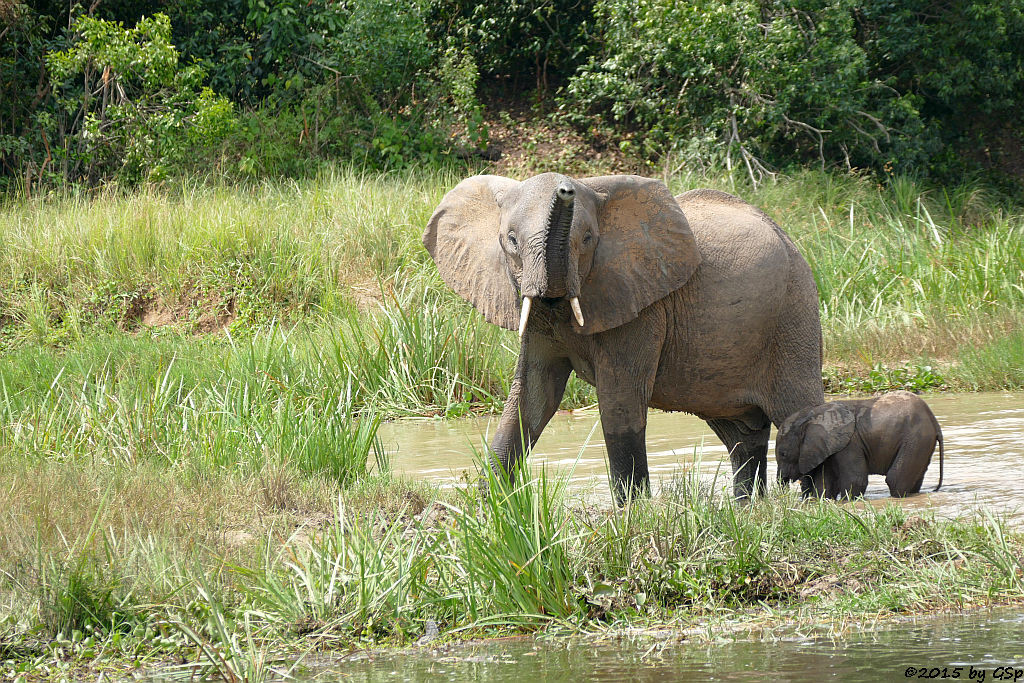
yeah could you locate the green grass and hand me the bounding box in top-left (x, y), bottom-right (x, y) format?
top-left (2, 462), bottom-right (1023, 679)
top-left (1, 165), bottom-right (1023, 676)
top-left (954, 330), bottom-right (1024, 391)
top-left (2, 166), bottom-right (1022, 407)
top-left (0, 328), bottom-right (385, 484)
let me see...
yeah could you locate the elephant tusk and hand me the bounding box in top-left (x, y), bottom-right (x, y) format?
top-left (570, 297), bottom-right (584, 327)
top-left (518, 296), bottom-right (532, 339)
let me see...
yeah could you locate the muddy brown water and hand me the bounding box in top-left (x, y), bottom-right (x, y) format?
top-left (302, 609), bottom-right (1024, 681)
top-left (380, 392), bottom-right (1024, 520)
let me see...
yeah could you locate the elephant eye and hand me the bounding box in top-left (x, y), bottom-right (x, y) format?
top-left (507, 232), bottom-right (518, 250)
top-left (583, 231), bottom-right (593, 244)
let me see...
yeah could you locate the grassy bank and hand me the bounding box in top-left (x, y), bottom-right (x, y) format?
top-left (1, 166), bottom-right (1022, 420)
top-left (1, 166), bottom-right (1023, 677)
top-left (2, 462), bottom-right (1022, 680)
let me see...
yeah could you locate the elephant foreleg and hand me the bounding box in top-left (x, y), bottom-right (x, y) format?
top-left (603, 428), bottom-right (650, 505)
top-left (800, 471), bottom-right (823, 499)
top-left (595, 365), bottom-right (657, 506)
top-left (707, 413), bottom-right (770, 500)
top-left (825, 449), bottom-right (868, 500)
top-left (489, 337), bottom-right (572, 482)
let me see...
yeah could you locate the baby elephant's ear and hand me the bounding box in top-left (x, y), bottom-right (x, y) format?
top-left (799, 404), bottom-right (856, 475)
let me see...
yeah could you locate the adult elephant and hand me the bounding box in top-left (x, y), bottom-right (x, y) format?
top-left (423, 173), bottom-right (823, 503)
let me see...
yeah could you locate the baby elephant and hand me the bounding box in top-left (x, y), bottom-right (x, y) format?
top-left (776, 391), bottom-right (944, 499)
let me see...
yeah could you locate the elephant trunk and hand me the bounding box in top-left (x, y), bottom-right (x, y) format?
top-left (543, 181), bottom-right (575, 298)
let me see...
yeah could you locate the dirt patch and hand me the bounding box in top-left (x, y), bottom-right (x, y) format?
top-left (141, 305), bottom-right (175, 327)
top-left (798, 573), bottom-right (865, 599)
top-left (193, 299), bottom-right (236, 332)
top-left (347, 280), bottom-right (385, 313)
top-left (468, 102), bottom-right (646, 178)
top-left (415, 501), bottom-right (452, 529)
top-left (130, 288), bottom-right (236, 333)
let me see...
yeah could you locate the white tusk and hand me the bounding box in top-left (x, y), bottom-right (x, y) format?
top-left (570, 297), bottom-right (585, 327)
top-left (518, 296), bottom-right (532, 339)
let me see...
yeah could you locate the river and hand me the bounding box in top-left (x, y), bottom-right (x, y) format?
top-left (306, 609), bottom-right (1024, 681)
top-left (379, 392), bottom-right (1024, 521)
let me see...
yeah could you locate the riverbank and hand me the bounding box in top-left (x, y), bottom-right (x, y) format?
top-left (2, 166), bottom-right (1023, 679)
top-left (2, 462), bottom-right (1023, 680)
top-left (1, 166), bottom-right (1022, 418)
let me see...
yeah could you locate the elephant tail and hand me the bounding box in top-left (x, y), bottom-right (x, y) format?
top-left (933, 424), bottom-right (944, 492)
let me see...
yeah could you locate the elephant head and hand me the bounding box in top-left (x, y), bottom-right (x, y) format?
top-left (422, 173), bottom-right (701, 337)
top-left (776, 404), bottom-right (856, 481)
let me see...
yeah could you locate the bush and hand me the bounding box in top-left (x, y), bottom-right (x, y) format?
top-left (3, 1), bottom-right (1023, 187)
top-left (172, 0), bottom-right (465, 172)
top-left (423, 0), bottom-right (595, 93)
top-left (565, 0), bottom-right (921, 178)
top-left (564, 0), bottom-right (1024, 182)
top-left (43, 13), bottom-right (237, 185)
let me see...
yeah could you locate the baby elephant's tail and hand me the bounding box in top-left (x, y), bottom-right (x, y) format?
top-left (933, 424), bottom-right (944, 492)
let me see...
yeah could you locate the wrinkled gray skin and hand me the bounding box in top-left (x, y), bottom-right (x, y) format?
top-left (423, 173), bottom-right (824, 504)
top-left (776, 391), bottom-right (945, 499)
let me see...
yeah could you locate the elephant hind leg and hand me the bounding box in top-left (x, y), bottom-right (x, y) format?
top-left (707, 411), bottom-right (771, 500)
top-left (886, 454), bottom-right (927, 497)
top-left (885, 438), bottom-right (934, 497)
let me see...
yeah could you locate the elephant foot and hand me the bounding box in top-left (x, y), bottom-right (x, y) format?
top-left (612, 476), bottom-right (651, 508)
top-left (605, 429), bottom-right (651, 507)
top-left (707, 415), bottom-right (770, 501)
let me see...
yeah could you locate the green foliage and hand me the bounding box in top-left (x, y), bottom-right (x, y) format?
top-left (565, 0), bottom-right (1024, 180)
top-left (172, 0), bottom-right (465, 173)
top-left (424, 0), bottom-right (595, 91)
top-left (0, 3), bottom-right (56, 193)
top-left (4, 1), bottom-right (1024, 186)
top-left (44, 13), bottom-right (237, 185)
top-left (566, 0), bottom-right (917, 175)
top-left (823, 363), bottom-right (947, 394)
top-left (857, 1), bottom-right (1024, 179)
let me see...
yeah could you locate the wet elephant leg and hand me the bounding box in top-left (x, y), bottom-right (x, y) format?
top-left (490, 336), bottom-right (572, 483)
top-left (603, 427), bottom-right (650, 505)
top-left (885, 439), bottom-right (933, 497)
top-left (707, 411), bottom-right (771, 499)
top-left (824, 449), bottom-right (868, 499)
top-left (594, 358), bottom-right (658, 507)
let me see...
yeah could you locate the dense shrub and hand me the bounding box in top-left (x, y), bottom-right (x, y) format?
top-left (565, 0), bottom-right (1024, 181)
top-left (423, 0), bottom-right (595, 92)
top-left (44, 14), bottom-right (237, 185)
top-left (173, 0), bottom-right (458, 173)
top-left (1, 0), bottom-right (1023, 189)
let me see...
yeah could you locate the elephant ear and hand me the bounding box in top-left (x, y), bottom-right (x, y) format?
top-left (423, 175), bottom-right (521, 330)
top-left (799, 404), bottom-right (856, 474)
top-left (577, 175), bottom-right (701, 334)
